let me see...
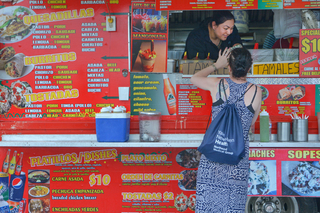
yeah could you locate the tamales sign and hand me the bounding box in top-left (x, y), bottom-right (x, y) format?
top-left (252, 61), bottom-right (299, 76)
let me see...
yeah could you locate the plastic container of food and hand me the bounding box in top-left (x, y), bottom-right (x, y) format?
top-left (139, 111), bottom-right (161, 142)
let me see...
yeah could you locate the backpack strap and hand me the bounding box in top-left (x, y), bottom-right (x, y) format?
top-left (250, 85), bottom-right (258, 105)
top-left (221, 79), bottom-right (227, 101)
top-left (236, 83), bottom-right (254, 102)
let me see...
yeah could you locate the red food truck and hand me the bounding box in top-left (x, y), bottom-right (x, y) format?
top-left (0, 0), bottom-right (320, 212)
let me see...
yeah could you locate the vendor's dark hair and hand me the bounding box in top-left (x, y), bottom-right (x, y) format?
top-left (229, 48), bottom-right (252, 78)
top-left (206, 11), bottom-right (235, 26)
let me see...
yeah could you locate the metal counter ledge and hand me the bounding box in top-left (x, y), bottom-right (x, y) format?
top-left (1, 134), bottom-right (320, 148)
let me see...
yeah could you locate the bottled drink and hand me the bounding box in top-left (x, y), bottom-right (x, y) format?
top-left (260, 109), bottom-right (270, 142)
top-left (163, 74), bottom-right (176, 115)
top-left (0, 195), bottom-right (9, 213)
top-left (2, 149), bottom-right (10, 173)
top-left (15, 152), bottom-right (23, 176)
top-left (8, 151), bottom-right (17, 175)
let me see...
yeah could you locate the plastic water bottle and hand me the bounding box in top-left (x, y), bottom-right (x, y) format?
top-left (0, 195), bottom-right (10, 213)
top-left (260, 109), bottom-right (270, 142)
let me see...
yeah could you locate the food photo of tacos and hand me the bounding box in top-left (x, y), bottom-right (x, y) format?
top-left (277, 85), bottom-right (306, 101)
top-left (0, 6), bottom-right (37, 43)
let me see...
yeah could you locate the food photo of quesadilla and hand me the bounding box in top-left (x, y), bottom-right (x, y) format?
top-left (0, 6), bottom-right (37, 43)
top-left (277, 85), bottom-right (306, 101)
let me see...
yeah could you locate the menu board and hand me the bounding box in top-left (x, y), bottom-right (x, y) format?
top-left (0, 0), bottom-right (131, 120)
top-left (299, 29), bottom-right (320, 78)
top-left (284, 0), bottom-right (320, 9)
top-left (1, 146), bottom-right (320, 213)
top-left (156, 0), bottom-right (258, 11)
top-left (259, 84), bottom-right (315, 116)
top-left (131, 2), bottom-right (168, 73)
top-left (130, 73), bottom-right (177, 115)
top-left (176, 84), bottom-right (211, 116)
top-left (258, 0), bottom-right (283, 9)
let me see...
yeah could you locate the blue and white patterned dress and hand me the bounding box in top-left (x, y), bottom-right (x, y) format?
top-left (196, 78), bottom-right (255, 213)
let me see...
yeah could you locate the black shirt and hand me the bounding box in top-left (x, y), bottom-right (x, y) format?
top-left (183, 23), bottom-right (242, 60)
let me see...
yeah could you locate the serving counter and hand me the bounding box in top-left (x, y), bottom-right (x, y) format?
top-left (1, 134), bottom-right (320, 148)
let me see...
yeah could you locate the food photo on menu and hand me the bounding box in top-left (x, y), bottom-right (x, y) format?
top-left (0, 46), bottom-right (35, 80)
top-left (132, 9), bottom-right (167, 33)
top-left (29, 199), bottom-right (50, 213)
top-left (178, 170), bottom-right (197, 191)
top-left (277, 85), bottom-right (305, 101)
top-left (282, 161), bottom-right (320, 196)
top-left (0, 6), bottom-right (37, 43)
top-left (247, 160), bottom-right (277, 195)
top-left (28, 170), bottom-right (50, 184)
top-left (28, 170), bottom-right (50, 213)
top-left (131, 39), bottom-right (167, 73)
top-left (176, 149), bottom-right (201, 169)
top-left (174, 193), bottom-right (196, 212)
top-left (0, 80), bottom-right (32, 114)
top-left (258, 85), bottom-right (269, 102)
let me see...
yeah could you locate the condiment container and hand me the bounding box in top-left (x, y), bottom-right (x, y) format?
top-left (139, 111), bottom-right (161, 142)
top-left (101, 106), bottom-right (113, 113)
top-left (292, 119), bottom-right (308, 142)
top-left (277, 122), bottom-right (290, 142)
top-left (259, 109), bottom-right (270, 142)
top-left (95, 112), bottom-right (130, 142)
top-left (113, 105), bottom-right (122, 113)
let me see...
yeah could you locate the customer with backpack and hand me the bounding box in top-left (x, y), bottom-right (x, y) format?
top-left (190, 47), bottom-right (262, 212)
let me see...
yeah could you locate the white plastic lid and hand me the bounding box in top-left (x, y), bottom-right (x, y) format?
top-left (260, 109), bottom-right (269, 116)
top-left (101, 106), bottom-right (113, 113)
top-left (113, 105), bottom-right (122, 112)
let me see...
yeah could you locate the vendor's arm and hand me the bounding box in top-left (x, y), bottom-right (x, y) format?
top-left (190, 48), bottom-right (230, 91)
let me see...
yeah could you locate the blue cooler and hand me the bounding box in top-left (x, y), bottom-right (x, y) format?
top-left (95, 113), bottom-right (130, 142)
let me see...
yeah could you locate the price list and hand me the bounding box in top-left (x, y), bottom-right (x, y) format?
top-left (283, 0), bottom-right (320, 8)
top-left (0, 147), bottom-right (200, 212)
top-left (0, 0), bottom-right (130, 120)
top-left (177, 84), bottom-right (211, 116)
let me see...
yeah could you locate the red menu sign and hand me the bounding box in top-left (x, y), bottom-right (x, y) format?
top-left (0, 0), bottom-right (131, 121)
top-left (284, 0), bottom-right (320, 9)
top-left (299, 29), bottom-right (320, 78)
top-left (1, 146), bottom-right (320, 213)
top-left (156, 0), bottom-right (258, 11)
top-left (259, 84), bottom-right (315, 116)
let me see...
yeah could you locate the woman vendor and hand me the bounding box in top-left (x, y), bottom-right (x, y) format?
top-left (183, 11), bottom-right (242, 60)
